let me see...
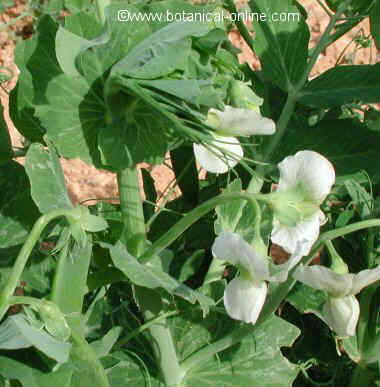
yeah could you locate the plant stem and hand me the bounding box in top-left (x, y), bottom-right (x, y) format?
top-left (95, 0), bottom-right (111, 24)
top-left (224, 0), bottom-right (255, 49)
top-left (114, 311), bottom-right (178, 349)
top-left (260, 92), bottom-right (298, 164)
top-left (116, 167), bottom-right (183, 386)
top-left (259, 0), bottom-right (352, 168)
top-left (139, 192), bottom-right (268, 264)
top-left (117, 167), bottom-right (146, 255)
top-left (0, 209), bottom-right (71, 320)
top-left (71, 329), bottom-right (110, 387)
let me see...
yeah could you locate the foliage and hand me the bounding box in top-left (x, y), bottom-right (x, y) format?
top-left (0, 0), bottom-right (380, 386)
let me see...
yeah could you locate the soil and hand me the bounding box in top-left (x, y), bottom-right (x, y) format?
top-left (0, 0), bottom-right (379, 206)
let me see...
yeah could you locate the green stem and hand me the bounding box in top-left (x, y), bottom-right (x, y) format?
top-left (71, 329), bottom-right (110, 387)
top-left (260, 92), bottom-right (298, 164)
top-left (117, 167), bottom-right (183, 386)
top-left (117, 167), bottom-right (146, 255)
top-left (139, 192), bottom-right (268, 264)
top-left (259, 0), bottom-right (352, 168)
top-left (0, 209), bottom-right (71, 320)
top-left (95, 0), bottom-right (111, 24)
top-left (224, 0), bottom-right (255, 49)
top-left (114, 311), bottom-right (178, 349)
top-left (297, 0), bottom-right (352, 88)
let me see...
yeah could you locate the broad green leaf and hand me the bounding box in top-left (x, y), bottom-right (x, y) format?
top-left (249, 0), bottom-right (310, 91)
top-left (0, 314), bottom-right (71, 363)
top-left (111, 20), bottom-right (211, 79)
top-left (109, 242), bottom-right (214, 315)
top-left (76, 5), bottom-right (151, 84)
top-left (275, 117), bottom-right (380, 183)
top-left (287, 283), bottom-right (327, 314)
top-left (25, 143), bottom-right (73, 213)
top-left (0, 357), bottom-right (73, 387)
top-left (0, 161), bottom-right (39, 248)
top-left (370, 0), bottom-right (380, 49)
top-left (36, 74), bottom-right (105, 165)
top-left (104, 352), bottom-right (162, 387)
top-left (300, 64), bottom-right (380, 107)
top-left (9, 16), bottom-right (62, 141)
top-left (170, 305), bottom-right (300, 386)
top-left (0, 105), bottom-right (12, 164)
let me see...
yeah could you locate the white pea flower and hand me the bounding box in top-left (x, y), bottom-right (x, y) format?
top-left (212, 232), bottom-right (305, 324)
top-left (270, 151), bottom-right (335, 255)
top-left (193, 105), bottom-right (276, 174)
top-left (293, 264), bottom-right (380, 336)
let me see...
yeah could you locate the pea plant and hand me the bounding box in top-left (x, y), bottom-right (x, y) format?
top-left (1, 0), bottom-right (380, 385)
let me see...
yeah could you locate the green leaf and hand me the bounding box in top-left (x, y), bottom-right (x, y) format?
top-left (0, 314), bottom-right (71, 363)
top-left (249, 0), bottom-right (310, 91)
top-left (9, 16), bottom-right (62, 142)
top-left (104, 352), bottom-right (161, 387)
top-left (370, 0), bottom-right (380, 49)
top-left (36, 74), bottom-right (106, 165)
top-left (0, 357), bottom-right (73, 387)
top-left (287, 283), bottom-right (327, 314)
top-left (300, 64), bottom-right (380, 107)
top-left (25, 142), bottom-right (73, 213)
top-left (0, 161), bottom-right (40, 248)
top-left (275, 117), bottom-right (380, 183)
top-left (109, 242), bottom-right (214, 315)
top-left (111, 20), bottom-right (211, 79)
top-left (0, 105), bottom-right (12, 164)
top-left (170, 305), bottom-right (300, 386)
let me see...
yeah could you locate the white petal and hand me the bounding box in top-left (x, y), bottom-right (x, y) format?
top-left (277, 150), bottom-right (335, 203)
top-left (351, 266), bottom-right (380, 295)
top-left (322, 296), bottom-right (360, 337)
top-left (210, 106), bottom-right (276, 137)
top-left (224, 278), bottom-right (267, 324)
top-left (293, 265), bottom-right (353, 297)
top-left (269, 240), bottom-right (306, 282)
top-left (193, 136), bottom-right (243, 174)
top-left (212, 232), bottom-right (270, 280)
top-left (271, 211), bottom-right (321, 255)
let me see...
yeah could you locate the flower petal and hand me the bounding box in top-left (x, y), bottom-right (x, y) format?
top-left (271, 211), bottom-right (321, 255)
top-left (322, 295), bottom-right (360, 337)
top-left (351, 266), bottom-right (380, 295)
top-left (293, 265), bottom-right (354, 297)
top-left (277, 150), bottom-right (335, 203)
top-left (209, 106), bottom-right (276, 137)
top-left (212, 232), bottom-right (270, 280)
top-left (224, 278), bottom-right (267, 324)
top-left (193, 136), bottom-right (243, 174)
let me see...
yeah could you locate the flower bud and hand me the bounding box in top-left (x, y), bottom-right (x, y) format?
top-left (229, 80), bottom-right (263, 110)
